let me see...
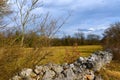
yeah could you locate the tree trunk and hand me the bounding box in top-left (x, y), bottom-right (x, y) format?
top-left (20, 25), bottom-right (25, 47)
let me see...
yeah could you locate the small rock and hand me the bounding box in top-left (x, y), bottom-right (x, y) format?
top-left (42, 66), bottom-right (49, 72)
top-left (52, 65), bottom-right (63, 74)
top-left (19, 68), bottom-right (33, 77)
top-left (62, 63), bottom-right (69, 70)
top-left (11, 75), bottom-right (21, 80)
top-left (69, 64), bottom-right (74, 68)
top-left (34, 66), bottom-right (43, 74)
top-left (63, 68), bottom-right (75, 80)
top-left (42, 70), bottom-right (55, 80)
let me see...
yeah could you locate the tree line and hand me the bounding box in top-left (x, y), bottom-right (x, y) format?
top-left (51, 33), bottom-right (101, 46)
top-left (0, 29), bottom-right (101, 47)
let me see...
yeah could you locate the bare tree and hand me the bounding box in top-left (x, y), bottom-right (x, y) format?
top-left (35, 12), bottom-right (70, 46)
top-left (0, 0), bottom-right (11, 17)
top-left (37, 12), bottom-right (70, 37)
top-left (103, 22), bottom-right (120, 60)
top-left (86, 34), bottom-right (100, 45)
top-left (74, 31), bottom-right (85, 45)
top-left (0, 0), bottom-right (12, 30)
top-left (0, 0), bottom-right (6, 15)
top-left (9, 0), bottom-right (70, 47)
top-left (9, 0), bottom-right (42, 47)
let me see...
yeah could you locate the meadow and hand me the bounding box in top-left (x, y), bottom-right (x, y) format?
top-left (41, 45), bottom-right (102, 64)
top-left (0, 45), bottom-right (120, 80)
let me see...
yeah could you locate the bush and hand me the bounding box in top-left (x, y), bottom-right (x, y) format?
top-left (64, 43), bottom-right (80, 63)
top-left (0, 47), bottom-right (52, 80)
top-left (102, 22), bottom-right (120, 60)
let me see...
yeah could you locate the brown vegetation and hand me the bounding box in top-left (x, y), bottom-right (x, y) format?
top-left (64, 43), bottom-right (81, 63)
top-left (0, 47), bottom-right (53, 80)
top-left (99, 61), bottom-right (120, 80)
top-left (102, 22), bottom-right (120, 61)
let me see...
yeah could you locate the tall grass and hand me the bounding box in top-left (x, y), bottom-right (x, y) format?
top-left (0, 45), bottom-right (102, 80)
top-left (0, 47), bottom-right (52, 80)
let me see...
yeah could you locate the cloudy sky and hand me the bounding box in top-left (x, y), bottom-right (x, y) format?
top-left (39, 0), bottom-right (120, 36)
top-left (8, 0), bottom-right (120, 37)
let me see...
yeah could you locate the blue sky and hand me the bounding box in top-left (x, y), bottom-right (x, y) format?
top-left (40, 0), bottom-right (120, 37)
top-left (8, 0), bottom-right (120, 37)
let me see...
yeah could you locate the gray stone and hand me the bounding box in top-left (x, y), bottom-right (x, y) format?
top-left (19, 68), bottom-right (37, 80)
top-left (46, 63), bottom-right (63, 74)
top-left (42, 70), bottom-right (55, 80)
top-left (34, 66), bottom-right (43, 74)
top-left (69, 64), bottom-right (74, 68)
top-left (19, 68), bottom-right (33, 77)
top-left (42, 66), bottom-right (50, 72)
top-left (11, 75), bottom-right (21, 80)
top-left (63, 68), bottom-right (75, 80)
top-left (52, 65), bottom-right (63, 74)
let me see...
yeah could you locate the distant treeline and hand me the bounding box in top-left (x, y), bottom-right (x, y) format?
top-left (0, 29), bottom-right (101, 47)
top-left (51, 34), bottom-right (101, 46)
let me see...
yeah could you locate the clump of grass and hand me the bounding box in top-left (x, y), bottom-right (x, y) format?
top-left (100, 69), bottom-right (120, 80)
top-left (64, 44), bottom-right (81, 63)
top-left (99, 61), bottom-right (120, 80)
top-left (106, 70), bottom-right (120, 79)
top-left (106, 61), bottom-right (120, 71)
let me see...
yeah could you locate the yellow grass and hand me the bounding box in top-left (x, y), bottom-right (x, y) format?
top-left (100, 69), bottom-right (120, 80)
top-left (99, 61), bottom-right (120, 80)
top-left (40, 45), bottom-right (102, 64)
top-left (106, 70), bottom-right (120, 79)
top-left (2, 45), bottom-right (120, 80)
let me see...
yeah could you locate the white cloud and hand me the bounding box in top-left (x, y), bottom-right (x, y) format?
top-left (88, 28), bottom-right (95, 31)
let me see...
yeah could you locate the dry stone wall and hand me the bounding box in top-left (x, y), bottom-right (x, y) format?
top-left (11, 50), bottom-right (112, 80)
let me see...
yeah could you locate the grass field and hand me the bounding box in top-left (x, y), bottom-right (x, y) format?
top-left (0, 45), bottom-right (120, 80)
top-left (41, 45), bottom-right (102, 64)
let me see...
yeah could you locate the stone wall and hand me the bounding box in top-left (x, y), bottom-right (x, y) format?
top-left (11, 51), bottom-right (112, 80)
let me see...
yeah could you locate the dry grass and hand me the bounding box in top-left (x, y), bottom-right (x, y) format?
top-left (99, 61), bottom-right (120, 80)
top-left (41, 45), bottom-right (102, 64)
top-left (106, 70), bottom-right (120, 79)
top-left (100, 69), bottom-right (120, 80)
top-left (0, 47), bottom-right (52, 80)
top-left (0, 45), bottom-right (112, 80)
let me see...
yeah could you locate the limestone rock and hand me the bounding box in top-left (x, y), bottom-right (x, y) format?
top-left (19, 68), bottom-right (33, 77)
top-left (34, 66), bottom-right (43, 74)
top-left (19, 68), bottom-right (37, 80)
top-left (11, 75), bottom-right (22, 80)
top-left (42, 70), bottom-right (55, 80)
top-left (63, 68), bottom-right (75, 80)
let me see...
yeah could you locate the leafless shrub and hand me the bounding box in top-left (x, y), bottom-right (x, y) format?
top-left (102, 22), bottom-right (120, 60)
